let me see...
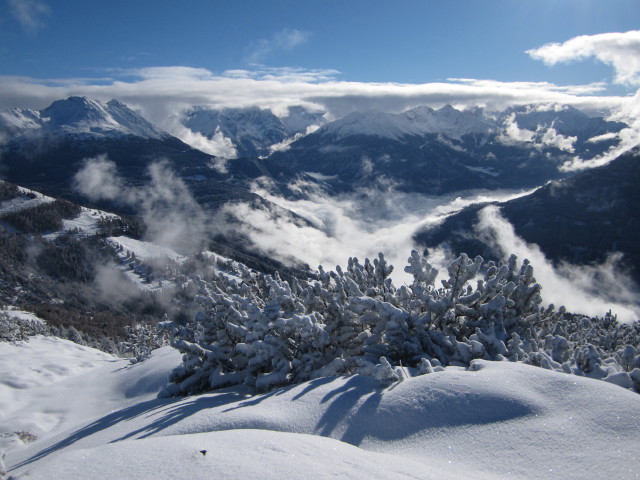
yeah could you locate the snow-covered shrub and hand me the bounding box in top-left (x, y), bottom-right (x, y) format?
top-left (162, 268), bottom-right (336, 396)
top-left (162, 250), bottom-right (640, 396)
top-left (118, 322), bottom-right (167, 363)
top-left (0, 313), bottom-right (48, 343)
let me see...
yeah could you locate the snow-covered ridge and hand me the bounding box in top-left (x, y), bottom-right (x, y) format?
top-left (0, 97), bottom-right (166, 140)
top-left (0, 190), bottom-right (54, 218)
top-left (315, 103), bottom-right (624, 143)
top-left (318, 104), bottom-right (495, 140)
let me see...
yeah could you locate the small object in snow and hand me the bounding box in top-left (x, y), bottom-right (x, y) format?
top-left (199, 450), bottom-right (207, 456)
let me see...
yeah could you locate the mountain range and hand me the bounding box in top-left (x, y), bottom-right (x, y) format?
top-left (0, 96), bottom-right (637, 285)
top-left (0, 97), bottom-right (626, 198)
top-left (264, 104), bottom-right (626, 194)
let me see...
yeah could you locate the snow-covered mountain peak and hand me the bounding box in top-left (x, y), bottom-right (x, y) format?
top-left (39, 96), bottom-right (165, 139)
top-left (41, 96), bottom-right (117, 131)
top-left (437, 104), bottom-right (457, 114)
top-left (319, 110), bottom-right (409, 140)
top-left (0, 97), bottom-right (166, 140)
top-left (102, 99), bottom-right (167, 139)
top-left (432, 105), bottom-right (495, 138)
top-left (403, 105), bottom-right (436, 123)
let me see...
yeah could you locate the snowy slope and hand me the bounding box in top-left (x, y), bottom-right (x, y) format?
top-left (0, 338), bottom-right (177, 459)
top-left (107, 236), bottom-right (187, 263)
top-left (57, 208), bottom-right (118, 237)
top-left (3, 338), bottom-right (639, 480)
top-left (0, 192), bottom-right (54, 218)
top-left (0, 186), bottom-right (117, 239)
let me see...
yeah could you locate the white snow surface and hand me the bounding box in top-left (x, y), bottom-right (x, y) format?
top-left (0, 109), bottom-right (40, 132)
top-left (0, 193), bottom-right (54, 218)
top-left (107, 236), bottom-right (187, 262)
top-left (60, 209), bottom-right (117, 236)
top-left (41, 207), bottom-right (119, 241)
top-left (2, 337), bottom-right (639, 479)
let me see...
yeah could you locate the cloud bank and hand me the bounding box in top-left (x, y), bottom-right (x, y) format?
top-left (0, 68), bottom-right (628, 126)
top-left (475, 205), bottom-right (640, 323)
top-left (216, 181), bottom-right (533, 284)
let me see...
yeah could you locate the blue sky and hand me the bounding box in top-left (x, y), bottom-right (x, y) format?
top-left (1, 0), bottom-right (638, 88)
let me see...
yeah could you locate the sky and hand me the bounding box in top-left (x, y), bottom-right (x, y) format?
top-left (1, 0), bottom-right (640, 121)
top-left (0, 0), bottom-right (638, 86)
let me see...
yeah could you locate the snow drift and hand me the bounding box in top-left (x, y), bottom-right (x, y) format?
top-left (2, 337), bottom-right (639, 480)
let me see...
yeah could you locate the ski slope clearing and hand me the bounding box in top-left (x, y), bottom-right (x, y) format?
top-left (108, 237), bottom-right (187, 263)
top-left (0, 188), bottom-right (55, 232)
top-left (2, 337), bottom-right (639, 480)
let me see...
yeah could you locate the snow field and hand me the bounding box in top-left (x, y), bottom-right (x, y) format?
top-left (107, 236), bottom-right (187, 263)
top-left (0, 196), bottom-right (54, 218)
top-left (2, 337), bottom-right (639, 480)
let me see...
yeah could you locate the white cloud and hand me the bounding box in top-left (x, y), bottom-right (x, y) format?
top-left (72, 154), bottom-right (125, 200)
top-left (538, 126), bottom-right (576, 152)
top-left (222, 67), bottom-right (339, 83)
top-left (216, 182), bottom-right (534, 284)
top-left (561, 88), bottom-right (640, 171)
top-left (527, 30), bottom-right (640, 86)
top-left (449, 77), bottom-right (608, 96)
top-left (475, 205), bottom-right (640, 323)
top-left (267, 124), bottom-right (320, 155)
top-left (497, 113), bottom-right (535, 145)
top-left (586, 132), bottom-right (618, 143)
top-left (0, 69), bottom-right (628, 121)
top-left (497, 113), bottom-right (577, 153)
top-left (7, 0), bottom-right (50, 33)
top-left (73, 155), bottom-right (208, 252)
top-left (174, 125), bottom-right (237, 158)
top-left (246, 29), bottom-right (312, 65)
